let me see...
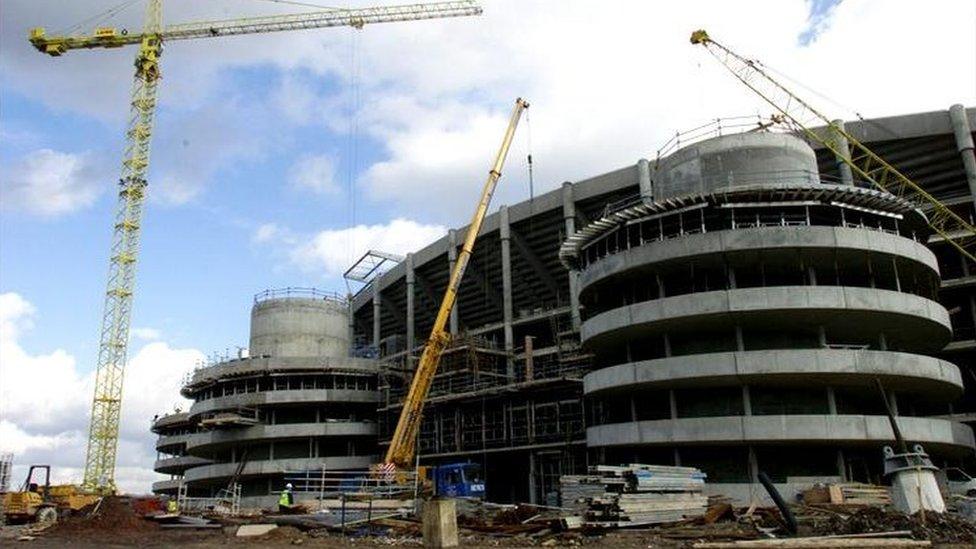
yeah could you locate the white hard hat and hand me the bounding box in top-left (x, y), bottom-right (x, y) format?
top-left (285, 483), bottom-right (293, 489)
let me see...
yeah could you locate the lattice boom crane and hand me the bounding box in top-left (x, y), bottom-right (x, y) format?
top-left (383, 98), bottom-right (529, 473)
top-left (29, 0), bottom-right (482, 494)
top-left (690, 29), bottom-right (976, 261)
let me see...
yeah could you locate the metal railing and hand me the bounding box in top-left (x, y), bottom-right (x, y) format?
top-left (654, 115), bottom-right (787, 164)
top-left (177, 481), bottom-right (242, 516)
top-left (284, 468), bottom-right (420, 501)
top-left (254, 287), bottom-right (347, 304)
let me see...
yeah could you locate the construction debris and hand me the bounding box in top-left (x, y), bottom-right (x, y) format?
top-left (810, 506), bottom-right (976, 544)
top-left (236, 523), bottom-right (278, 537)
top-left (692, 536), bottom-right (929, 548)
top-left (561, 463), bottom-right (708, 527)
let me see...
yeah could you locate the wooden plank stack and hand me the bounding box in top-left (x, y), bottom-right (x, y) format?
top-left (827, 483), bottom-right (891, 506)
top-left (559, 463), bottom-right (708, 527)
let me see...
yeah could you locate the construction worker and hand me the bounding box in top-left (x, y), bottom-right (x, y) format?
top-left (166, 498), bottom-right (179, 514)
top-left (278, 483), bottom-right (294, 511)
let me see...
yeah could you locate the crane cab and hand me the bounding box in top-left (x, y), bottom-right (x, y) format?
top-left (429, 462), bottom-right (485, 499)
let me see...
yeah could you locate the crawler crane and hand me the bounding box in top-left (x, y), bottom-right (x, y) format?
top-left (380, 98), bottom-right (530, 496)
top-left (29, 0), bottom-right (482, 494)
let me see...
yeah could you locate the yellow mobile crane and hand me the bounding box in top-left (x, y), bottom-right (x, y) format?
top-left (381, 98), bottom-right (529, 496)
top-left (29, 0), bottom-right (482, 494)
top-left (689, 29), bottom-right (976, 261)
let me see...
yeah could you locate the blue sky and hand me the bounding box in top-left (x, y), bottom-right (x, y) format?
top-left (1, 0), bottom-right (973, 492)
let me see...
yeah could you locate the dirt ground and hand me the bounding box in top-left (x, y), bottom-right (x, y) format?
top-left (5, 524), bottom-right (974, 549)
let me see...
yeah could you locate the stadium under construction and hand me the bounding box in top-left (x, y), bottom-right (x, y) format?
top-left (153, 105), bottom-right (976, 507)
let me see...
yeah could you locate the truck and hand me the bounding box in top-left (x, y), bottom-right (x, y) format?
top-left (3, 465), bottom-right (99, 524)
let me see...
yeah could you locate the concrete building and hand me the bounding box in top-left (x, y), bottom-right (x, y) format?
top-left (152, 289), bottom-right (379, 507)
top-left (560, 130), bottom-right (973, 500)
top-left (150, 105), bottom-right (975, 506)
top-left (349, 106), bottom-right (976, 503)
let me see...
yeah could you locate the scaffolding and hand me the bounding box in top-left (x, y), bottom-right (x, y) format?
top-left (177, 481), bottom-right (242, 516)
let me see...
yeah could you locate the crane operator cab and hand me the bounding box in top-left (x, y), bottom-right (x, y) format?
top-left (428, 462), bottom-right (485, 499)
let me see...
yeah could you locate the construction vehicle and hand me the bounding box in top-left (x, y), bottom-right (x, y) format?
top-left (379, 98), bottom-right (530, 497)
top-left (28, 0), bottom-right (482, 494)
top-left (689, 29), bottom-right (976, 260)
top-left (3, 466), bottom-right (100, 524)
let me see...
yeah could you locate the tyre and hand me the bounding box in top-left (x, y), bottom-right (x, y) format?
top-left (35, 506), bottom-right (58, 525)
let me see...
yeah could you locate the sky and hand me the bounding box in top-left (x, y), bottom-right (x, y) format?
top-left (0, 0), bottom-right (974, 494)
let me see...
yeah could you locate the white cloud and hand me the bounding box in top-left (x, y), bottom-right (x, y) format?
top-left (252, 222), bottom-right (284, 245)
top-left (0, 149), bottom-right (107, 216)
top-left (289, 153), bottom-right (340, 195)
top-left (289, 218), bottom-right (446, 277)
top-left (130, 327), bottom-right (162, 341)
top-left (2, 1), bottom-right (973, 225)
top-left (0, 292), bottom-right (203, 494)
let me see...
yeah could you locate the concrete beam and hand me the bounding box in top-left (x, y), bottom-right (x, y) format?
top-left (509, 226), bottom-right (560, 298)
top-left (463, 254), bottom-right (504, 311)
top-left (586, 415), bottom-right (976, 454)
top-left (582, 349), bottom-right (963, 397)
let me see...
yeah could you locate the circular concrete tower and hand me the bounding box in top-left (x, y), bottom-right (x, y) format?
top-left (560, 131), bottom-right (974, 502)
top-left (249, 289), bottom-right (349, 358)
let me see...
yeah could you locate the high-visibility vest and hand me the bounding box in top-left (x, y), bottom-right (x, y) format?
top-left (278, 490), bottom-right (291, 506)
top-left (167, 500), bottom-right (178, 513)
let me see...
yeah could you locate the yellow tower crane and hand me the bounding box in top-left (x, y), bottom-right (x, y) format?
top-left (29, 0), bottom-right (482, 494)
top-left (690, 29), bottom-right (976, 261)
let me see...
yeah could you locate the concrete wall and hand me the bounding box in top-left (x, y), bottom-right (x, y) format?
top-left (250, 297), bottom-right (349, 358)
top-left (653, 133), bottom-right (819, 200)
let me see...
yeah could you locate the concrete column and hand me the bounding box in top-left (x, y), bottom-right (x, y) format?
top-left (562, 182), bottom-right (582, 330)
top-left (742, 385), bottom-right (752, 416)
top-left (372, 280), bottom-right (382, 348)
top-left (406, 253), bottom-right (416, 355)
top-left (347, 296), bottom-right (355, 357)
top-left (668, 389), bottom-right (678, 419)
top-left (949, 104), bottom-right (976, 205)
top-left (637, 158), bottom-right (653, 201)
top-left (830, 119), bottom-right (854, 186)
top-left (528, 452), bottom-right (537, 505)
top-left (447, 229), bottom-right (459, 335)
top-left (827, 387), bottom-right (838, 415)
top-left (499, 206), bottom-right (514, 374)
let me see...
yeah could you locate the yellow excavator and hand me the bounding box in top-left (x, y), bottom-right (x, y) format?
top-left (378, 98), bottom-right (529, 498)
top-left (3, 465), bottom-right (100, 524)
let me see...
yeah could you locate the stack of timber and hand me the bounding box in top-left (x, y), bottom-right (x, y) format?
top-left (802, 483), bottom-right (891, 506)
top-left (559, 464), bottom-right (708, 527)
top-left (827, 483), bottom-right (891, 506)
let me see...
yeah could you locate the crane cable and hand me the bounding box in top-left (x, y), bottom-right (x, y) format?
top-left (252, 0), bottom-right (346, 11)
top-left (56, 0), bottom-right (141, 36)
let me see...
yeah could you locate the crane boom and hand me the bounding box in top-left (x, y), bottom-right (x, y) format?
top-left (29, 1), bottom-right (481, 55)
top-left (690, 29), bottom-right (976, 261)
top-left (384, 98), bottom-right (529, 470)
top-left (31, 0), bottom-right (481, 494)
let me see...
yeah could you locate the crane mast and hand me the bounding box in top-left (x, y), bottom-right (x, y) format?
top-left (690, 29), bottom-right (976, 261)
top-left (30, 0), bottom-right (482, 494)
top-left (82, 0), bottom-right (162, 494)
top-left (384, 98), bottom-right (529, 470)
